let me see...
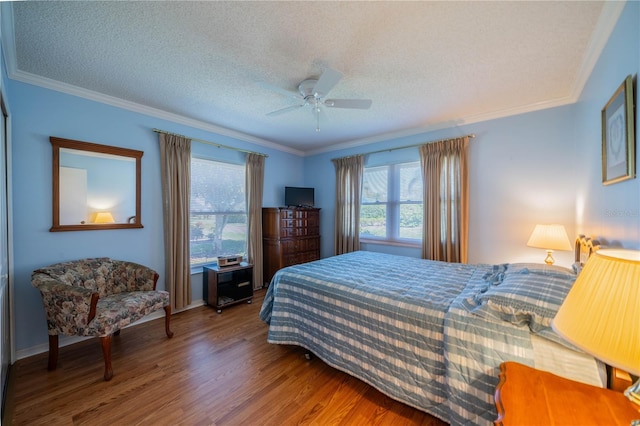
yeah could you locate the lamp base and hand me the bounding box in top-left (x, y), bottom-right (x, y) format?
top-left (624, 379), bottom-right (640, 425)
top-left (625, 378), bottom-right (640, 405)
top-left (544, 250), bottom-right (555, 265)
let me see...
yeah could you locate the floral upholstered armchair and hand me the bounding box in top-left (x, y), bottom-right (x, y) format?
top-left (31, 257), bottom-right (173, 381)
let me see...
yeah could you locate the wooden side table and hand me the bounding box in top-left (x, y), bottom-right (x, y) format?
top-left (495, 361), bottom-right (640, 425)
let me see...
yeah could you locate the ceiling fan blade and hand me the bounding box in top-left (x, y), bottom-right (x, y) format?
top-left (324, 99), bottom-right (372, 109)
top-left (312, 68), bottom-right (342, 97)
top-left (266, 104), bottom-right (304, 116)
top-left (256, 81), bottom-right (300, 100)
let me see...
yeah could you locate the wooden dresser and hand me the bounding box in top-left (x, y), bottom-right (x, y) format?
top-left (262, 207), bottom-right (320, 286)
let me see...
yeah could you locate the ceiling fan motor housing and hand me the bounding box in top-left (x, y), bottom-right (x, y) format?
top-left (299, 79), bottom-right (321, 100)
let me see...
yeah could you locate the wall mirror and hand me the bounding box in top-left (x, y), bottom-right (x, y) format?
top-left (50, 136), bottom-right (143, 232)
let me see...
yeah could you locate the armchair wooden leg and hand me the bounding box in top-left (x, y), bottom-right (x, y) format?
top-left (164, 306), bottom-right (174, 338)
top-left (48, 335), bottom-right (59, 371)
top-left (100, 335), bottom-right (113, 381)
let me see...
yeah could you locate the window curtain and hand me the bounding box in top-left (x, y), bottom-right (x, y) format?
top-left (245, 153), bottom-right (265, 289)
top-left (332, 155), bottom-right (364, 255)
top-left (159, 133), bottom-right (192, 310)
top-left (419, 136), bottom-right (470, 263)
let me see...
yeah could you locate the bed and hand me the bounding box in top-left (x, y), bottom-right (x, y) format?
top-left (259, 237), bottom-right (604, 425)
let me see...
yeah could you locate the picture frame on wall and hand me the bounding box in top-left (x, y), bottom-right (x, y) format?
top-left (601, 74), bottom-right (635, 185)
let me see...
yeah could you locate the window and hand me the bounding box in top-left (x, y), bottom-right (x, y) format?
top-left (360, 161), bottom-right (423, 243)
top-left (190, 157), bottom-right (247, 266)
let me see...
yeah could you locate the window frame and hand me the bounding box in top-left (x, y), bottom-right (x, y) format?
top-left (360, 161), bottom-right (422, 246)
top-left (189, 155), bottom-right (248, 269)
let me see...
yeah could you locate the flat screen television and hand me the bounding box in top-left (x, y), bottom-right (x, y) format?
top-left (285, 186), bottom-right (314, 207)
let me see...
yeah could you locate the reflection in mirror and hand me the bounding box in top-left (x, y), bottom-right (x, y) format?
top-left (59, 148), bottom-right (137, 225)
top-left (50, 137), bottom-right (143, 232)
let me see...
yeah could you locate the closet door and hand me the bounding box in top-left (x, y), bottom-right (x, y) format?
top-left (0, 97), bottom-right (9, 413)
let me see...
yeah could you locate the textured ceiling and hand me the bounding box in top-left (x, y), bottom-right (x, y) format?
top-left (4, 1), bottom-right (620, 154)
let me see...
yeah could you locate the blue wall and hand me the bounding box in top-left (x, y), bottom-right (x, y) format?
top-left (304, 105), bottom-right (579, 265)
top-left (8, 79), bottom-right (303, 354)
top-left (575, 2), bottom-right (640, 248)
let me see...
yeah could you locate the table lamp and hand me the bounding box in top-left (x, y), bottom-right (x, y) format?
top-left (526, 224), bottom-right (572, 265)
top-left (552, 249), bottom-right (640, 407)
top-left (94, 212), bottom-right (115, 224)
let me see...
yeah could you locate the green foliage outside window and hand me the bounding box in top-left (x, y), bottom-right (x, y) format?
top-left (190, 158), bottom-right (247, 266)
top-left (360, 161), bottom-right (423, 241)
top-left (360, 204), bottom-right (386, 237)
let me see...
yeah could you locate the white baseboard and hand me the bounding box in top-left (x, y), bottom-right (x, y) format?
top-left (16, 299), bottom-right (206, 360)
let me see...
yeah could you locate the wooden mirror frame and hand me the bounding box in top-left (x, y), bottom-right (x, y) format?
top-left (50, 136), bottom-right (144, 232)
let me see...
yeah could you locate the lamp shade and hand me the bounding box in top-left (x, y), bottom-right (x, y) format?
top-left (94, 212), bottom-right (115, 224)
top-left (526, 224), bottom-right (572, 251)
top-left (552, 249), bottom-right (640, 376)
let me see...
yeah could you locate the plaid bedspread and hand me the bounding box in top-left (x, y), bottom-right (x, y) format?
top-left (259, 251), bottom-right (535, 425)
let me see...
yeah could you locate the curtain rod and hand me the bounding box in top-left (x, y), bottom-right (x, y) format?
top-left (152, 128), bottom-right (268, 157)
top-left (332, 133), bottom-right (476, 161)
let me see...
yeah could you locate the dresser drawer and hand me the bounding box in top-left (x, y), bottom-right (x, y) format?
top-left (281, 237), bottom-right (320, 254)
top-left (281, 226), bottom-right (319, 237)
top-left (280, 210), bottom-right (295, 219)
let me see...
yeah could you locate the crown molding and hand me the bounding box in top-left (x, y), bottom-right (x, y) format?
top-left (305, 95), bottom-right (576, 156)
top-left (1, 3), bottom-right (17, 78)
top-left (569, 1), bottom-right (626, 101)
top-left (9, 69), bottom-right (304, 156)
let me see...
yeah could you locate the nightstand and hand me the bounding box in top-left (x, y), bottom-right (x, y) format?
top-left (202, 263), bottom-right (253, 313)
top-left (494, 361), bottom-right (640, 425)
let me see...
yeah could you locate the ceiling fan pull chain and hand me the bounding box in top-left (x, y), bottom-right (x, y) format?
top-left (316, 107), bottom-right (321, 132)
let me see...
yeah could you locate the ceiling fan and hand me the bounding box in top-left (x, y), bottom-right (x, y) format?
top-left (258, 68), bottom-right (372, 132)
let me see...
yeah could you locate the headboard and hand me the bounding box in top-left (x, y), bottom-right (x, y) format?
top-left (574, 234), bottom-right (601, 273)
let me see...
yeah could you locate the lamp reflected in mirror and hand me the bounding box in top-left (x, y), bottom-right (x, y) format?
top-left (94, 212), bottom-right (115, 224)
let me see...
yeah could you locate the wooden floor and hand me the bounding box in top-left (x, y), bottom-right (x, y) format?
top-left (6, 290), bottom-right (447, 425)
